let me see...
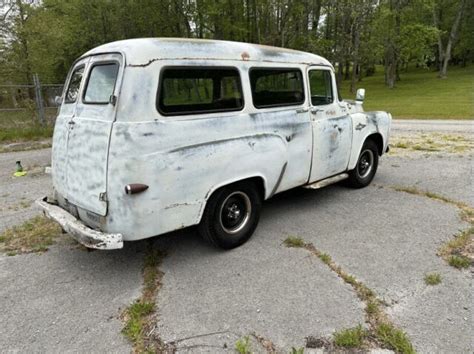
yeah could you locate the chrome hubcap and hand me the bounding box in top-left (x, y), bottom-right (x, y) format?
top-left (219, 191), bottom-right (251, 234)
top-left (357, 149), bottom-right (374, 179)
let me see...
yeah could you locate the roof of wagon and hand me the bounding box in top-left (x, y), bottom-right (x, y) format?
top-left (81, 38), bottom-right (332, 67)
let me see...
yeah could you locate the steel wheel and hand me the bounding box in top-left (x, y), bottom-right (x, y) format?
top-left (198, 182), bottom-right (262, 249)
top-left (219, 191), bottom-right (252, 234)
top-left (346, 139), bottom-right (379, 189)
top-left (356, 149), bottom-right (374, 179)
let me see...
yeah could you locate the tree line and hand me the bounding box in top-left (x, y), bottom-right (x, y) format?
top-left (0, 0), bottom-right (472, 91)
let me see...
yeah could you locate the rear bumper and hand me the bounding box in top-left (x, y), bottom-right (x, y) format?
top-left (36, 197), bottom-right (123, 250)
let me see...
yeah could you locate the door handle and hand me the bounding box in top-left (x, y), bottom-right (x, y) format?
top-left (310, 107), bottom-right (323, 114)
top-left (296, 107), bottom-right (309, 113)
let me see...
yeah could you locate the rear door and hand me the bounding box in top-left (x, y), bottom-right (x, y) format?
top-left (52, 58), bottom-right (89, 201)
top-left (65, 53), bottom-right (123, 216)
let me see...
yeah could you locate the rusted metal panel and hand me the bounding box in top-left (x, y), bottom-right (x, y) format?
top-left (36, 198), bottom-right (123, 250)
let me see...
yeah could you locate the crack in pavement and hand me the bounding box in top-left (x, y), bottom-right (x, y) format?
top-left (283, 237), bottom-right (415, 353)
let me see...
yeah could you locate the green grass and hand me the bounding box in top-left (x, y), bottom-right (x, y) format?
top-left (122, 301), bottom-right (155, 343)
top-left (0, 109), bottom-right (56, 143)
top-left (319, 252), bottom-right (332, 265)
top-left (121, 245), bottom-right (168, 353)
top-left (235, 336), bottom-right (251, 354)
top-left (448, 255), bottom-right (471, 269)
top-left (0, 216), bottom-right (61, 255)
top-left (340, 65), bottom-right (474, 119)
top-left (333, 325), bottom-right (367, 348)
top-left (424, 273), bottom-right (442, 285)
top-left (375, 323), bottom-right (415, 354)
top-left (283, 236), bottom-right (305, 248)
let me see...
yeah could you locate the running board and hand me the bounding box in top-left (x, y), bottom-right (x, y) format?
top-left (303, 173), bottom-right (349, 190)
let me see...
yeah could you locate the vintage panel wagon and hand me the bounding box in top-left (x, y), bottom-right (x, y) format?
top-left (37, 38), bottom-right (391, 250)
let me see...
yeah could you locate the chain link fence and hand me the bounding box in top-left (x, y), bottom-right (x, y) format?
top-left (0, 74), bottom-right (64, 126)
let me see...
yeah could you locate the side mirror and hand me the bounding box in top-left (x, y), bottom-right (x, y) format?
top-left (356, 88), bottom-right (365, 102)
top-left (54, 96), bottom-right (62, 105)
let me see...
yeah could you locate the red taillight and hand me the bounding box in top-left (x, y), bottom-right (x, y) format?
top-left (125, 184), bottom-right (149, 195)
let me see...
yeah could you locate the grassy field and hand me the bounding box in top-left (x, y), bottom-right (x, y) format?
top-left (340, 65), bottom-right (474, 119)
top-left (0, 109), bottom-right (55, 143)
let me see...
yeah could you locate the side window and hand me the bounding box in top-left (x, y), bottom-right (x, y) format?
top-left (309, 70), bottom-right (333, 106)
top-left (83, 63), bottom-right (119, 104)
top-left (157, 67), bottom-right (243, 116)
top-left (64, 66), bottom-right (84, 104)
top-left (249, 68), bottom-right (304, 108)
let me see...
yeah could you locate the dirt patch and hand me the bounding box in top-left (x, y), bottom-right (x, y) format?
top-left (0, 215), bottom-right (61, 256)
top-left (389, 133), bottom-right (473, 156)
top-left (0, 139), bottom-right (52, 154)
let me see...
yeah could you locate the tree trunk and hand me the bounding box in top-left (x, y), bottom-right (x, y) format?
top-left (436, 0), bottom-right (466, 78)
top-left (432, 7), bottom-right (444, 72)
top-left (311, 0), bottom-right (322, 34)
top-left (350, 24), bottom-right (360, 94)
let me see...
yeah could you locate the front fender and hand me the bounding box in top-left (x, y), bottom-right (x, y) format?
top-left (348, 111), bottom-right (391, 170)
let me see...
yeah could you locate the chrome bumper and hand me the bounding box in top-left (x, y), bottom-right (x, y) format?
top-left (36, 197), bottom-right (123, 250)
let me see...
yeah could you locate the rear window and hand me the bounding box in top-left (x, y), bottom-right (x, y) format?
top-left (250, 68), bottom-right (304, 108)
top-left (65, 66), bottom-right (84, 103)
top-left (83, 63), bottom-right (119, 104)
top-left (157, 67), bottom-right (243, 116)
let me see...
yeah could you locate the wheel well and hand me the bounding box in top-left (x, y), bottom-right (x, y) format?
top-left (210, 177), bottom-right (266, 201)
top-left (236, 176), bottom-right (266, 200)
top-left (366, 133), bottom-right (384, 155)
top-left (199, 176), bottom-right (266, 224)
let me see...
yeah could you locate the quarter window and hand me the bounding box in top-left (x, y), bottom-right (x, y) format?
top-left (65, 66), bottom-right (84, 103)
top-left (309, 70), bottom-right (333, 105)
top-left (83, 63), bottom-right (119, 104)
top-left (250, 68), bottom-right (304, 108)
top-left (158, 67), bottom-right (244, 116)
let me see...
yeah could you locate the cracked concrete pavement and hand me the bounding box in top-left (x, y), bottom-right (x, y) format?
top-left (0, 120), bottom-right (472, 352)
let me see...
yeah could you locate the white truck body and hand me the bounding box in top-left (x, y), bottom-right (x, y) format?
top-left (37, 38), bottom-right (391, 249)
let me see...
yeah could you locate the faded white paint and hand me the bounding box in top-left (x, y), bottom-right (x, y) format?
top-left (39, 38), bottom-right (391, 249)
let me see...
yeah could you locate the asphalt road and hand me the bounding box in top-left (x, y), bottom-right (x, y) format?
top-left (0, 120), bottom-right (472, 353)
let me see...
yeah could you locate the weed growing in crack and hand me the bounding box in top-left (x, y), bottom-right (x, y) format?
top-left (333, 325), bottom-right (367, 348)
top-left (366, 300), bottom-right (380, 316)
top-left (283, 236), bottom-right (305, 248)
top-left (319, 252), bottom-right (331, 265)
top-left (121, 243), bottom-right (171, 353)
top-left (424, 273), bottom-right (442, 285)
top-left (235, 336), bottom-right (251, 354)
top-left (122, 301), bottom-right (155, 343)
top-left (375, 323), bottom-right (415, 354)
top-left (448, 255), bottom-right (470, 269)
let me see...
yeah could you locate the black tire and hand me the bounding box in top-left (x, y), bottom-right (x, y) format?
top-left (346, 139), bottom-right (379, 188)
top-left (198, 182), bottom-right (262, 249)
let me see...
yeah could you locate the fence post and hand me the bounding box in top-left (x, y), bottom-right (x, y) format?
top-left (33, 74), bottom-right (45, 126)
